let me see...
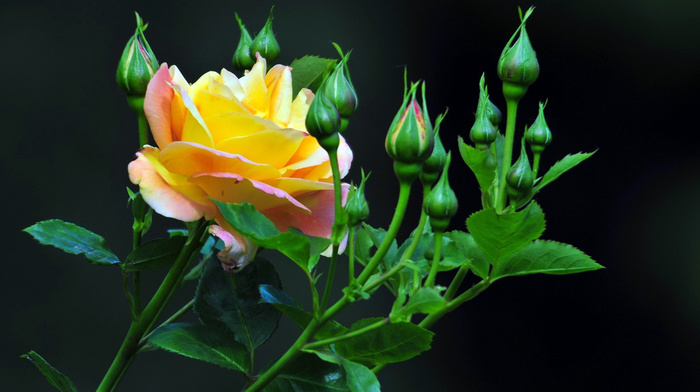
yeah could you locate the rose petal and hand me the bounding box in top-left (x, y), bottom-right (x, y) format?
top-left (287, 88), bottom-right (314, 132)
top-left (169, 83), bottom-right (215, 148)
top-left (144, 64), bottom-right (174, 148)
top-left (216, 128), bottom-right (307, 169)
top-left (159, 141), bottom-right (281, 181)
top-left (128, 146), bottom-right (215, 222)
top-left (265, 65), bottom-right (293, 127)
top-left (239, 54), bottom-right (270, 117)
top-left (208, 224), bottom-right (258, 272)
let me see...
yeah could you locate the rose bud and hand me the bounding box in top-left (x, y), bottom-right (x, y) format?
top-left (385, 81), bottom-right (435, 183)
top-left (250, 7), bottom-right (280, 63)
top-left (324, 43), bottom-right (358, 133)
top-left (346, 169), bottom-right (370, 227)
top-left (497, 7), bottom-right (539, 102)
top-left (306, 78), bottom-right (341, 151)
top-left (232, 13), bottom-right (255, 70)
top-left (425, 152), bottom-right (458, 233)
top-left (525, 101), bottom-right (553, 154)
top-left (116, 12), bottom-right (158, 101)
top-left (420, 111), bottom-right (448, 187)
top-left (506, 139), bottom-right (535, 201)
top-left (470, 75), bottom-right (498, 150)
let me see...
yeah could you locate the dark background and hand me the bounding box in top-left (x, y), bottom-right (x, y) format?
top-left (3, 0), bottom-right (700, 390)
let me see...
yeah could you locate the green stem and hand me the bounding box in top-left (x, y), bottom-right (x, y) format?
top-left (443, 265), bottom-right (469, 302)
top-left (356, 181), bottom-right (412, 286)
top-left (137, 111), bottom-right (149, 148)
top-left (96, 221), bottom-right (208, 392)
top-left (132, 228), bottom-right (143, 316)
top-left (532, 152), bottom-right (541, 179)
top-left (303, 318), bottom-right (389, 350)
top-left (496, 99), bottom-right (520, 212)
top-left (424, 231), bottom-right (443, 288)
top-left (320, 148), bottom-right (343, 311)
top-left (419, 280), bottom-right (490, 330)
top-left (138, 299), bottom-right (195, 350)
top-left (348, 227), bottom-right (356, 284)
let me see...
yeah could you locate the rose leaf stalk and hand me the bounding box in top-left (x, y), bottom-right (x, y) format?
top-left (320, 144), bottom-right (344, 311)
top-left (97, 220), bottom-right (208, 392)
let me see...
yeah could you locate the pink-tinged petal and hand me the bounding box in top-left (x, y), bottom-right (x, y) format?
top-left (208, 225), bottom-right (258, 272)
top-left (216, 129), bottom-right (306, 169)
top-left (168, 66), bottom-right (188, 142)
top-left (190, 172), bottom-right (310, 212)
top-left (128, 146), bottom-right (216, 222)
top-left (265, 65), bottom-right (293, 127)
top-left (169, 83), bottom-right (214, 148)
top-left (169, 65), bottom-right (189, 89)
top-left (262, 183), bottom-right (350, 240)
top-left (263, 177), bottom-right (334, 197)
top-left (159, 141), bottom-right (281, 181)
top-left (239, 54), bottom-right (270, 117)
top-left (144, 64), bottom-right (174, 148)
top-left (288, 88), bottom-right (314, 132)
top-left (337, 134), bottom-right (354, 178)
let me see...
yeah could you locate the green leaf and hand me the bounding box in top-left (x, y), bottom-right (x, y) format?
top-left (24, 220), bottom-right (119, 266)
top-left (353, 226), bottom-right (375, 266)
top-left (259, 284), bottom-right (347, 339)
top-left (311, 351), bottom-right (380, 392)
top-left (194, 256), bottom-right (281, 352)
top-left (535, 151), bottom-right (595, 192)
top-left (262, 353), bottom-right (349, 392)
top-left (149, 323), bottom-right (250, 373)
top-left (22, 351), bottom-right (77, 392)
top-left (392, 287), bottom-right (446, 319)
top-left (458, 136), bottom-right (497, 192)
top-left (215, 201), bottom-right (330, 272)
top-left (334, 318), bottom-right (434, 366)
top-left (290, 55), bottom-right (337, 96)
top-left (466, 202), bottom-right (545, 266)
top-left (491, 240), bottom-right (604, 281)
top-left (443, 231), bottom-right (490, 278)
top-left (123, 236), bottom-right (187, 272)
top-left (361, 223), bottom-right (399, 270)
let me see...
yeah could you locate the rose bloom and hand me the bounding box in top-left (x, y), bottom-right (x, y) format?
top-left (128, 54), bottom-right (352, 271)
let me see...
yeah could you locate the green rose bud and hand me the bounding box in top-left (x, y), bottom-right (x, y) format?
top-left (425, 152), bottom-right (458, 233)
top-left (250, 7), bottom-right (280, 63)
top-left (420, 111), bottom-right (448, 187)
top-left (470, 75), bottom-right (498, 150)
top-left (506, 139), bottom-right (535, 201)
top-left (324, 43), bottom-right (358, 133)
top-left (497, 7), bottom-right (539, 102)
top-left (306, 78), bottom-right (341, 151)
top-left (386, 81), bottom-right (435, 183)
top-left (486, 98), bottom-right (502, 126)
top-left (525, 101), bottom-right (552, 154)
top-left (346, 169), bottom-right (370, 227)
top-left (232, 13), bottom-right (255, 70)
top-left (116, 12), bottom-right (158, 99)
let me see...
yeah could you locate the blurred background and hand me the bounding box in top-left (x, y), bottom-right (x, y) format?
top-left (3, 0), bottom-right (700, 390)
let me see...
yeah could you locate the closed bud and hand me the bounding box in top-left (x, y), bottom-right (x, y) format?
top-left (506, 139), bottom-right (535, 200)
top-left (497, 7), bottom-right (539, 102)
top-left (346, 169), bottom-right (370, 227)
top-left (425, 152), bottom-right (458, 233)
top-left (250, 7), bottom-right (280, 63)
top-left (420, 111), bottom-right (448, 186)
top-left (386, 81), bottom-right (435, 183)
top-left (116, 12), bottom-right (158, 98)
top-left (306, 79), bottom-right (341, 150)
top-left (525, 101), bottom-right (552, 154)
top-left (470, 75), bottom-right (498, 150)
top-left (487, 98), bottom-right (502, 126)
top-left (232, 13), bottom-right (255, 70)
top-left (324, 43), bottom-right (358, 132)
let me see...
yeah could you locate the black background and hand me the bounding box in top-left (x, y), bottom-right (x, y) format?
top-left (3, 0), bottom-right (700, 391)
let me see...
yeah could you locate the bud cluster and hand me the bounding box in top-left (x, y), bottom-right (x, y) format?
top-left (233, 7), bottom-right (280, 69)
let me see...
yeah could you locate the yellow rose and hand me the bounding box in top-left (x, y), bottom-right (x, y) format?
top-left (128, 54), bottom-right (352, 271)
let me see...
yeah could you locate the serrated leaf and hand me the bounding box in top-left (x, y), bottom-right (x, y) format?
top-left (194, 256), bottom-right (281, 352)
top-left (334, 318), bottom-right (434, 366)
top-left (24, 219), bottom-right (119, 265)
top-left (353, 226), bottom-right (374, 266)
top-left (262, 353), bottom-right (349, 392)
top-left (259, 284), bottom-right (347, 339)
top-left (290, 55), bottom-right (337, 96)
top-left (466, 202), bottom-right (545, 266)
top-left (123, 236), bottom-right (187, 272)
top-left (215, 201), bottom-right (330, 272)
top-left (361, 223), bottom-right (399, 270)
top-left (311, 351), bottom-right (381, 392)
top-left (458, 136), bottom-right (497, 191)
top-left (491, 240), bottom-right (604, 281)
top-left (22, 351), bottom-right (77, 392)
top-left (535, 151), bottom-right (595, 192)
top-left (443, 231), bottom-right (490, 278)
top-left (149, 323), bottom-right (250, 373)
top-left (393, 287), bottom-right (446, 319)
